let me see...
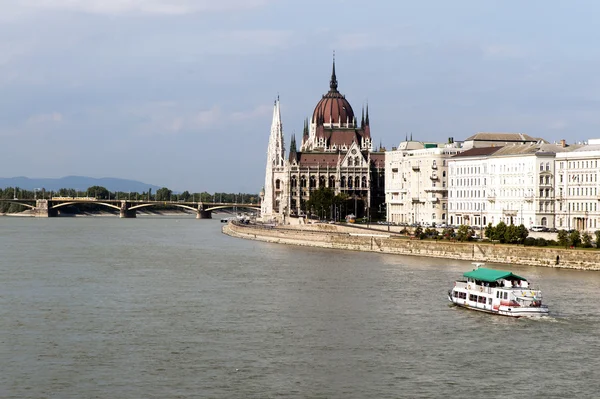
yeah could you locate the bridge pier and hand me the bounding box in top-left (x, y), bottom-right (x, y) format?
top-left (34, 200), bottom-right (58, 217)
top-left (120, 201), bottom-right (136, 218)
top-left (197, 209), bottom-right (212, 219)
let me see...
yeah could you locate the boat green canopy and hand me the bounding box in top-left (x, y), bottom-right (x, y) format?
top-left (463, 267), bottom-right (526, 283)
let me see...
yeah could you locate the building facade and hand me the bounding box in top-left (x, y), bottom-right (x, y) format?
top-left (385, 141), bottom-right (461, 225)
top-left (448, 142), bottom-right (577, 229)
top-left (555, 140), bottom-right (600, 232)
top-left (261, 60), bottom-right (385, 222)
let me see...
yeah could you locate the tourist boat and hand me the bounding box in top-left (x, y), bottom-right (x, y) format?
top-left (448, 263), bottom-right (549, 317)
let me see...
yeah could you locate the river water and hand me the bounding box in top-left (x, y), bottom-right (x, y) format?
top-left (1, 216), bottom-right (600, 398)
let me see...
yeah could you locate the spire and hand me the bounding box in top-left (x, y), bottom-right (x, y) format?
top-left (361, 107), bottom-right (365, 128)
top-left (330, 50), bottom-right (338, 91)
top-left (410, 133), bottom-right (413, 141)
top-left (365, 103), bottom-right (370, 126)
top-left (289, 134), bottom-right (297, 161)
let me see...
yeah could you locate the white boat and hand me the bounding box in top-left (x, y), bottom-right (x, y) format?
top-left (448, 263), bottom-right (549, 317)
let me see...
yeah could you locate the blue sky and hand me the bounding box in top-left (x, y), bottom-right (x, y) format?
top-left (2, 0), bottom-right (600, 192)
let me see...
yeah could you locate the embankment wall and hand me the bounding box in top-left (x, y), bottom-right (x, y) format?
top-left (223, 222), bottom-right (600, 271)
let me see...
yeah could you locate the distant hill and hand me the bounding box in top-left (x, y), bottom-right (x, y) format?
top-left (0, 176), bottom-right (163, 193)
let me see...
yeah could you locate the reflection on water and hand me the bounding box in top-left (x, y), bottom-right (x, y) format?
top-left (1, 217), bottom-right (600, 398)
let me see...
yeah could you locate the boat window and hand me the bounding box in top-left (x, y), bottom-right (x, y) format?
top-left (488, 298), bottom-right (492, 305)
top-left (503, 292), bottom-right (508, 300)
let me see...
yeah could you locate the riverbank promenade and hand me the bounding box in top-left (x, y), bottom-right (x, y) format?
top-left (223, 221), bottom-right (600, 271)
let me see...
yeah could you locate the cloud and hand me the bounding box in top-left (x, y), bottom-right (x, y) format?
top-left (14, 0), bottom-right (271, 16)
top-left (126, 102), bottom-right (272, 136)
top-left (482, 44), bottom-right (526, 59)
top-left (330, 30), bottom-right (416, 51)
top-left (26, 112), bottom-right (64, 125)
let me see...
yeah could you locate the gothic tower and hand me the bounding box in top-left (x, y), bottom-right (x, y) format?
top-left (260, 97), bottom-right (286, 220)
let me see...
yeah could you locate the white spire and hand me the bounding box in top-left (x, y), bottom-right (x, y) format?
top-left (261, 97), bottom-right (286, 220)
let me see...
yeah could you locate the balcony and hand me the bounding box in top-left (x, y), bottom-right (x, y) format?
top-left (412, 197), bottom-right (424, 203)
top-left (428, 195), bottom-right (439, 203)
top-left (430, 173), bottom-right (439, 180)
top-left (411, 165), bottom-right (420, 171)
top-left (424, 186), bottom-right (447, 192)
top-left (431, 163), bottom-right (438, 170)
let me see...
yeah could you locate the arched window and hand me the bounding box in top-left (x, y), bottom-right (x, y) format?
top-left (361, 176), bottom-right (367, 188)
top-left (348, 158), bottom-right (353, 166)
top-left (355, 156), bottom-right (360, 166)
top-left (300, 175), bottom-right (307, 188)
top-left (546, 162), bottom-right (550, 171)
top-left (329, 175), bottom-right (335, 188)
top-left (291, 176), bottom-right (297, 188)
top-left (275, 179), bottom-right (281, 189)
top-left (355, 176), bottom-right (361, 188)
top-left (347, 177), bottom-right (353, 189)
top-left (541, 217), bottom-right (547, 226)
top-left (319, 176), bottom-right (326, 188)
top-left (309, 176), bottom-right (316, 188)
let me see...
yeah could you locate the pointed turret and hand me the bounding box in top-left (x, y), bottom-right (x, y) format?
top-left (361, 107), bottom-right (365, 128)
top-left (289, 134), bottom-right (297, 161)
top-left (330, 52), bottom-right (338, 91)
top-left (365, 103), bottom-right (370, 126)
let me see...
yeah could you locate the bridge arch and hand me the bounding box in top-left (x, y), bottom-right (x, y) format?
top-left (2, 201), bottom-right (35, 209)
top-left (51, 202), bottom-right (121, 211)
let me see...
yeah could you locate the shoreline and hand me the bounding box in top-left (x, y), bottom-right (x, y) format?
top-left (0, 210), bottom-right (202, 217)
top-left (223, 222), bottom-right (600, 271)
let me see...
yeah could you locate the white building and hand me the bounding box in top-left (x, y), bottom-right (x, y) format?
top-left (448, 142), bottom-right (578, 229)
top-left (555, 140), bottom-right (600, 232)
top-left (385, 140), bottom-right (462, 226)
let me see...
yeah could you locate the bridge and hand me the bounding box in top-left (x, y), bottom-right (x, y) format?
top-left (0, 197), bottom-right (260, 219)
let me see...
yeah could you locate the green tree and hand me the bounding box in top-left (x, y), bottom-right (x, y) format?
top-left (557, 230), bottom-right (569, 248)
top-left (484, 223), bottom-right (495, 240)
top-left (87, 186), bottom-right (109, 199)
top-left (456, 224), bottom-right (474, 242)
top-left (582, 232), bottom-right (593, 248)
top-left (414, 225), bottom-right (424, 239)
top-left (569, 230), bottom-right (581, 247)
top-left (595, 230), bottom-right (600, 248)
top-left (306, 188), bottom-right (336, 219)
top-left (493, 222), bottom-right (508, 243)
top-left (516, 224), bottom-right (529, 244)
top-left (442, 227), bottom-right (455, 240)
top-left (155, 187), bottom-right (172, 201)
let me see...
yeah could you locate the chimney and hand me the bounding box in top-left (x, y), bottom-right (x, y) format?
top-left (560, 139), bottom-right (566, 148)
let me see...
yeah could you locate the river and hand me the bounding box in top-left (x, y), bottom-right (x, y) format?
top-left (1, 216), bottom-right (599, 398)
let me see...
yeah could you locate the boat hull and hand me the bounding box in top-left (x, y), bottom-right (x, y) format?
top-left (448, 295), bottom-right (549, 317)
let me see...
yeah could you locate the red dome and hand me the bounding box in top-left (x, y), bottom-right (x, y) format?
top-left (312, 61), bottom-right (355, 124)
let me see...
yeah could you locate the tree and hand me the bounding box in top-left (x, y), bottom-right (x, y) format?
top-left (582, 232), bottom-right (592, 248)
top-left (516, 224), bottom-right (529, 244)
top-left (456, 224), bottom-right (474, 242)
top-left (557, 230), bottom-right (569, 248)
top-left (484, 223), bottom-right (495, 240)
top-left (306, 188), bottom-right (336, 219)
top-left (155, 187), bottom-right (172, 201)
top-left (493, 222), bottom-right (508, 243)
top-left (414, 225), bottom-right (424, 239)
top-left (87, 186), bottom-right (109, 199)
top-left (569, 230), bottom-right (581, 247)
top-left (442, 227), bottom-right (455, 240)
top-left (595, 230), bottom-right (600, 248)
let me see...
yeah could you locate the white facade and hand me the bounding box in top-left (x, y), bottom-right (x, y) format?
top-left (385, 142), bottom-right (461, 226)
top-left (485, 153), bottom-right (555, 228)
top-left (448, 143), bottom-right (571, 229)
top-left (260, 99), bottom-right (287, 221)
top-left (555, 144), bottom-right (600, 232)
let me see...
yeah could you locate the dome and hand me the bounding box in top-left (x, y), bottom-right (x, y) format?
top-left (312, 61), bottom-right (355, 125)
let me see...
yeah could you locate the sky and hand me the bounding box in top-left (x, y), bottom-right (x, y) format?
top-left (2, 0), bottom-right (600, 193)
